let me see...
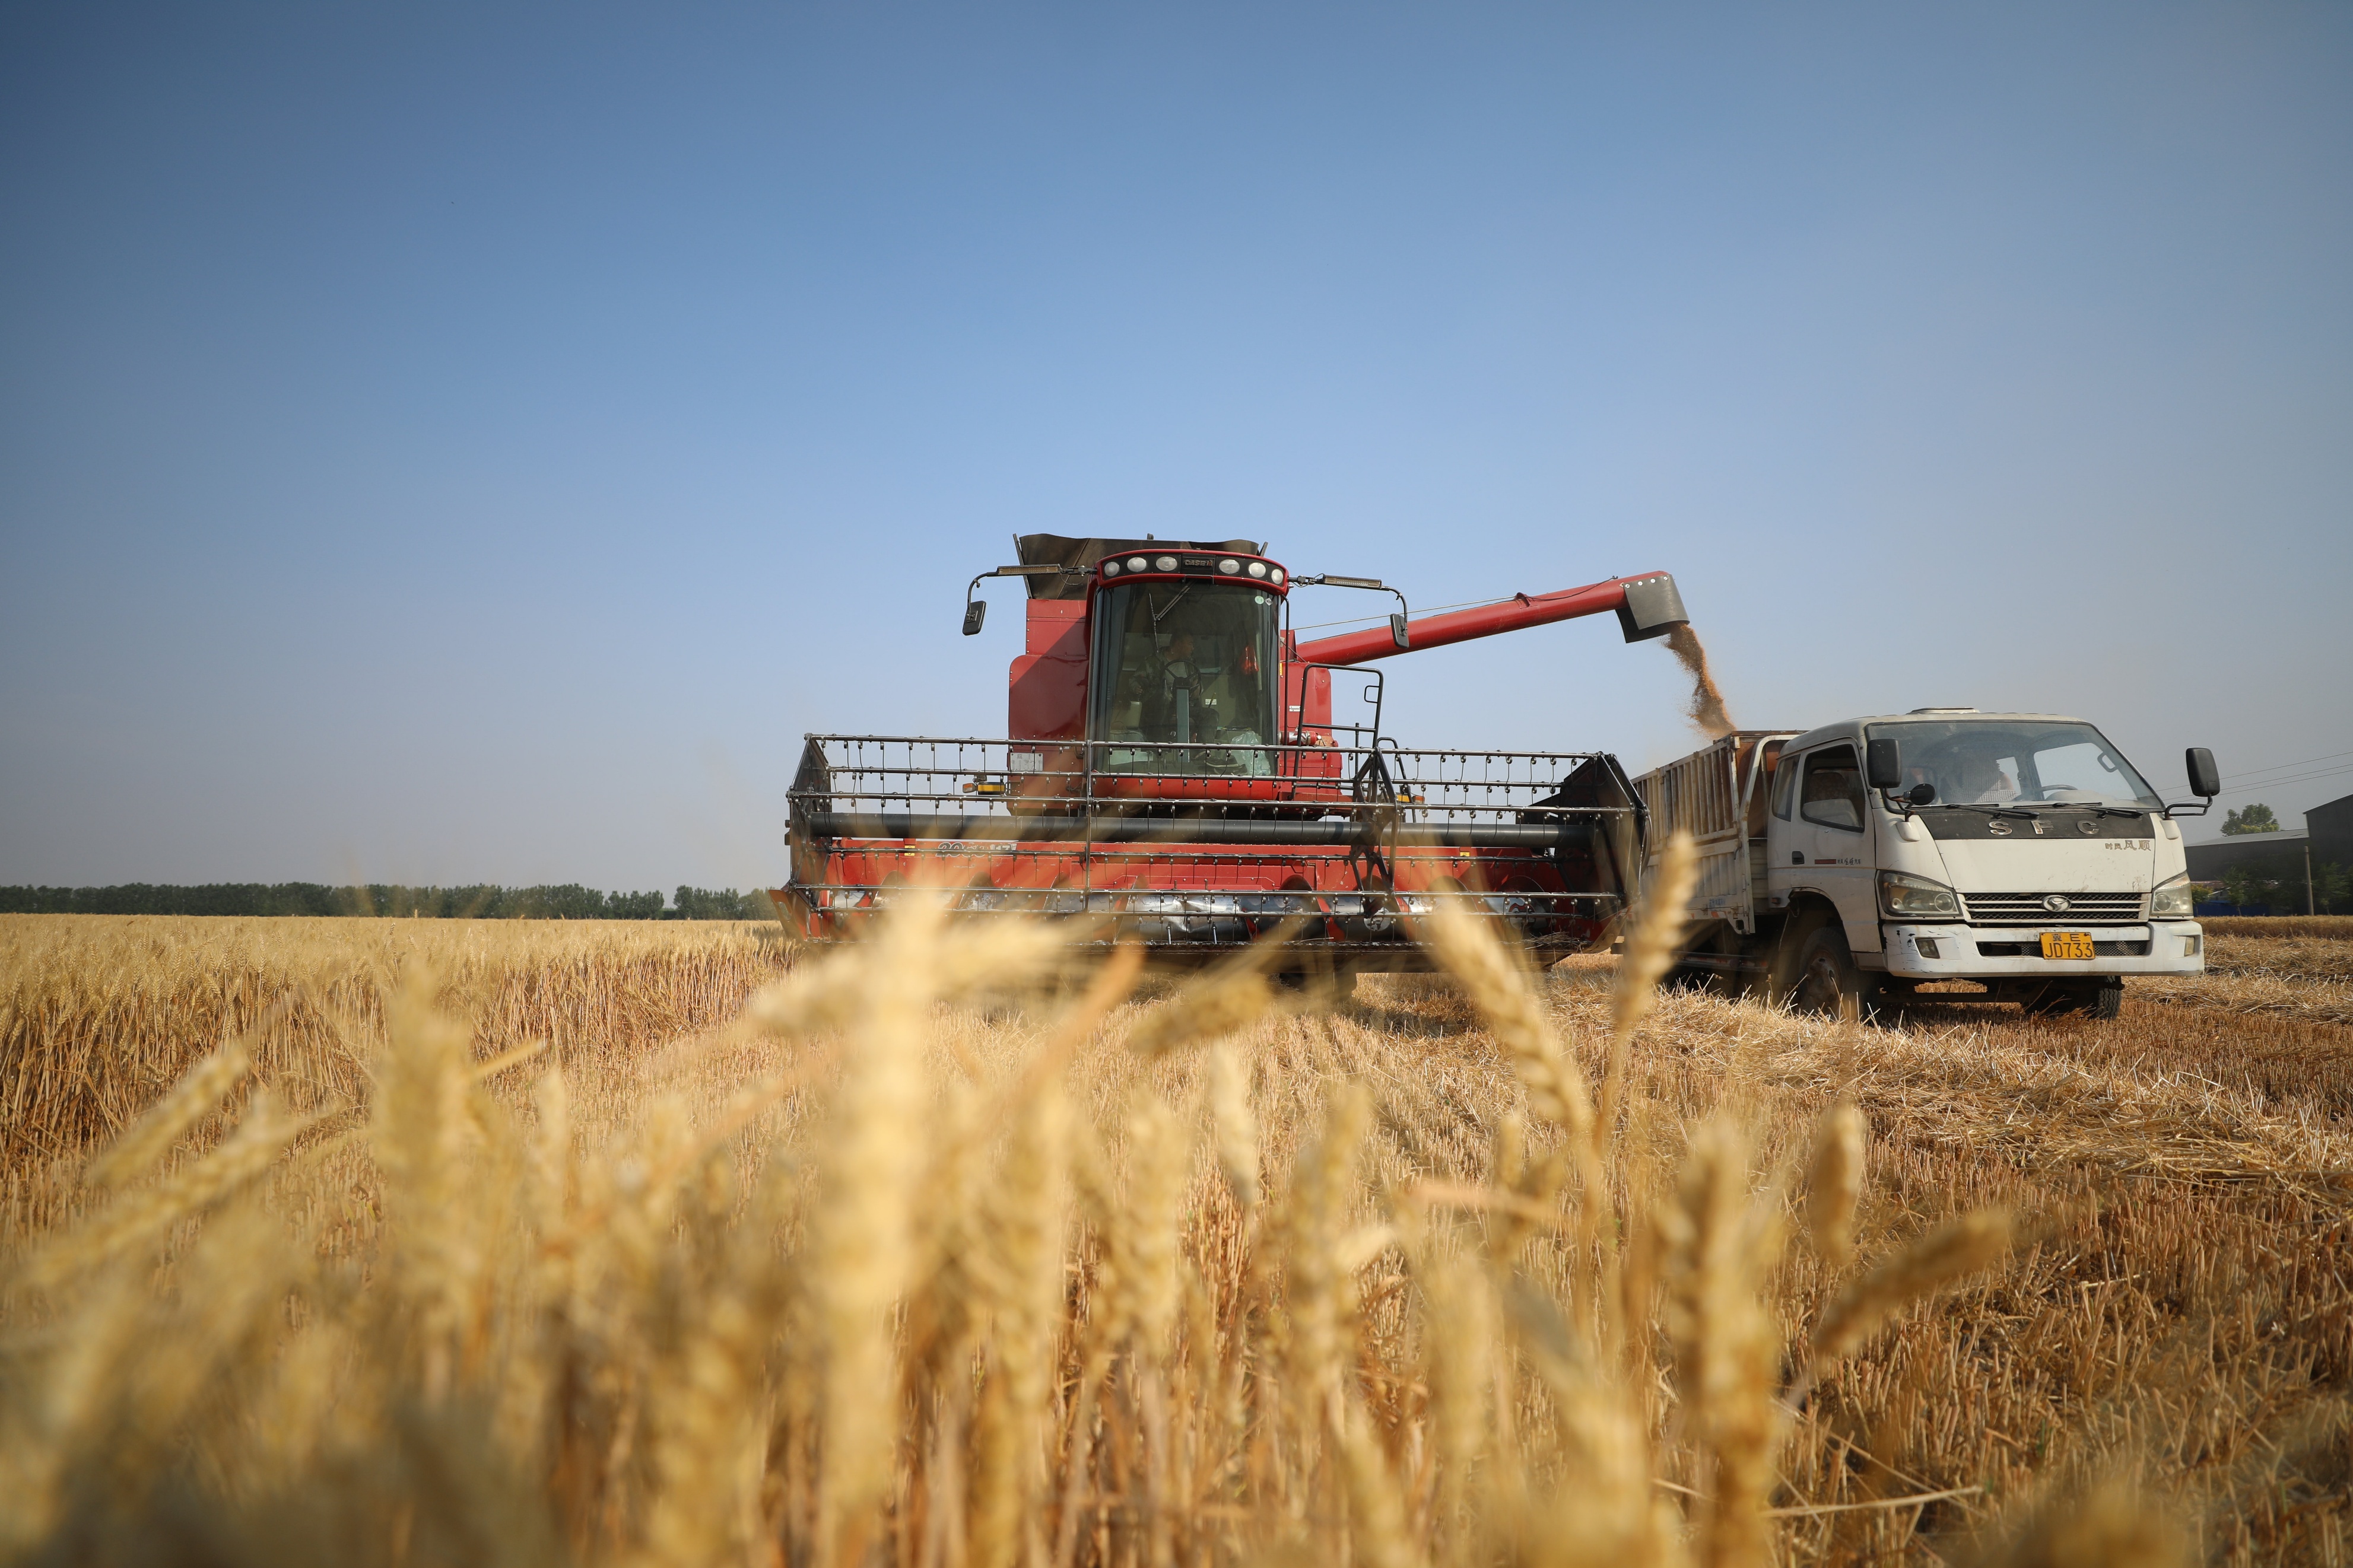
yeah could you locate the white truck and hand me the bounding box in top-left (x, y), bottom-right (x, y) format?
top-left (1630, 710), bottom-right (2221, 1019)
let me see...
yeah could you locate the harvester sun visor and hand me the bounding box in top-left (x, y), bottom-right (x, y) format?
top-left (1013, 534), bottom-right (1266, 598)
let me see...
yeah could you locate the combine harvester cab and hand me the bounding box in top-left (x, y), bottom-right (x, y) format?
top-left (776, 535), bottom-right (1691, 982)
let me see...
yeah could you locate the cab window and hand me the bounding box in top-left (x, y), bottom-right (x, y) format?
top-left (1800, 745), bottom-right (1865, 832)
top-left (1088, 580), bottom-right (1279, 776)
top-left (1770, 751), bottom-right (1800, 820)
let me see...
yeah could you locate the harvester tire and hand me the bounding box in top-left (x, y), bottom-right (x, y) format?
top-left (1274, 959), bottom-right (1357, 1008)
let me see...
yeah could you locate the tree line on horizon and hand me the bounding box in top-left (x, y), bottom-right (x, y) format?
top-left (0, 883), bottom-right (774, 920)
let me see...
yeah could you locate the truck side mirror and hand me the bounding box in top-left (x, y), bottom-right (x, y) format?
top-left (962, 600), bottom-right (987, 637)
top-left (1389, 613), bottom-right (1411, 651)
top-left (1866, 737), bottom-right (1902, 790)
top-left (2185, 747), bottom-right (2220, 798)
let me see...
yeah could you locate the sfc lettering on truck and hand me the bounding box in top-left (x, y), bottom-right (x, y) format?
top-left (1631, 710), bottom-right (2221, 1020)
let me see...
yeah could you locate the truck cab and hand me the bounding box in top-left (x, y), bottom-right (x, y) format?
top-left (1638, 709), bottom-right (2214, 1019)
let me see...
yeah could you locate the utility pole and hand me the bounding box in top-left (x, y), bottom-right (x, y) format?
top-left (2308, 839), bottom-right (2317, 917)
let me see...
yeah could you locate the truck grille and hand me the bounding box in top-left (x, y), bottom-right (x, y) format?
top-left (1961, 892), bottom-right (2146, 926)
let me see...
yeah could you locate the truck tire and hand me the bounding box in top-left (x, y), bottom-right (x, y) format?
top-left (1787, 923), bottom-right (1879, 1022)
top-left (2024, 979), bottom-right (2123, 1020)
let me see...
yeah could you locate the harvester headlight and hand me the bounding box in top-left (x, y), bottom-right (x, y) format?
top-left (1878, 870), bottom-right (1961, 920)
top-left (1128, 555), bottom-right (1147, 571)
top-left (1219, 558), bottom-right (1240, 574)
top-left (1247, 561), bottom-right (1268, 578)
top-left (1155, 555), bottom-right (1177, 571)
top-left (2149, 872), bottom-right (2194, 920)
top-left (1103, 560), bottom-right (1121, 577)
top-left (1270, 568), bottom-right (1285, 584)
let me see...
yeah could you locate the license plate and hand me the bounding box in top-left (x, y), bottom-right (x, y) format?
top-left (2040, 931), bottom-right (2095, 960)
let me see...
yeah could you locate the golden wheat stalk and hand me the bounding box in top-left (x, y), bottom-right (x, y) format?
top-left (1808, 1208), bottom-right (2014, 1369)
top-left (809, 890), bottom-right (948, 1565)
top-left (1281, 1080), bottom-right (1373, 1420)
top-left (1124, 917), bottom-right (1303, 1057)
top-left (1420, 899), bottom-right (1592, 1140)
top-left (1503, 1282), bottom-right (1657, 1566)
top-left (743, 913), bottom-right (1062, 1039)
top-left (1659, 1118), bottom-right (1780, 1568)
top-left (1093, 1089), bottom-right (1192, 1359)
top-left (81, 1027), bottom-right (256, 1190)
top-left (968, 1077), bottom-right (1070, 1568)
top-left (1598, 829), bottom-right (1697, 1159)
top-left (1971, 1475), bottom-right (2188, 1568)
top-left (1207, 1041), bottom-right (1262, 1213)
top-left (1338, 1401), bottom-right (1426, 1568)
top-left (1805, 1100), bottom-right (1866, 1268)
top-left (20, 1087), bottom-right (307, 1293)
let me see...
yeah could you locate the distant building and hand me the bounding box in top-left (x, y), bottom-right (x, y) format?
top-left (2186, 829), bottom-right (2307, 881)
top-left (2309, 791), bottom-right (2353, 867)
top-left (2184, 789), bottom-right (2352, 880)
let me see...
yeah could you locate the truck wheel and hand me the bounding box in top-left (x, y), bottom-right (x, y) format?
top-left (1788, 924), bottom-right (1878, 1022)
top-left (2024, 979), bottom-right (2123, 1020)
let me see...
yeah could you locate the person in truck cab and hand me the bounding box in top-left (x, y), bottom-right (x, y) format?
top-left (1954, 751), bottom-right (2020, 804)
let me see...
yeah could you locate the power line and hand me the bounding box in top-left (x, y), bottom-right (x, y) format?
top-left (1290, 592), bottom-right (1520, 634)
top-left (2150, 761), bottom-right (2353, 800)
top-left (2218, 748), bottom-right (2353, 785)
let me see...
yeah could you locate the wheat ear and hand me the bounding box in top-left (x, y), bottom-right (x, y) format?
top-left (1097, 1089), bottom-right (1193, 1360)
top-left (1598, 829), bottom-right (1696, 1160)
top-left (1809, 1208), bottom-right (2014, 1368)
top-left (810, 889), bottom-right (947, 1566)
top-left (23, 1087), bottom-right (306, 1292)
top-left (1125, 919), bottom-right (1301, 1056)
top-left (968, 1077), bottom-right (1071, 1568)
top-left (1207, 1042), bottom-right (1262, 1213)
top-left (1659, 1119), bottom-right (1780, 1568)
top-left (1420, 900), bottom-right (1593, 1141)
top-left (1338, 1402), bottom-right (1425, 1568)
top-left (1281, 1081), bottom-right (1372, 1420)
top-left (1805, 1099), bottom-right (1865, 1268)
top-left (1971, 1475), bottom-right (2188, 1568)
top-left (81, 1028), bottom-right (255, 1190)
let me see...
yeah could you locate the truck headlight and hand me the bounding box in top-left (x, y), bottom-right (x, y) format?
top-left (1879, 871), bottom-right (1961, 920)
top-left (2149, 873), bottom-right (2193, 920)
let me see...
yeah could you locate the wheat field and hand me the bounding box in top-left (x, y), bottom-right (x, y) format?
top-left (2, 885), bottom-right (2348, 1567)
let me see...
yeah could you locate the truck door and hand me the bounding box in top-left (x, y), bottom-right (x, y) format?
top-left (1784, 743), bottom-right (1879, 953)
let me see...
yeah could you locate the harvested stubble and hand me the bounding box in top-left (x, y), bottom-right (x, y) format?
top-left (1, 911), bottom-right (2348, 1566)
top-left (2203, 918), bottom-right (2353, 943)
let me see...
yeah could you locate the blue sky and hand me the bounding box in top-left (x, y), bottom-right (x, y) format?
top-left (4, 2), bottom-right (2348, 890)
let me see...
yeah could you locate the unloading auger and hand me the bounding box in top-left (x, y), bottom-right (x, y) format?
top-left (773, 535), bottom-right (1689, 986)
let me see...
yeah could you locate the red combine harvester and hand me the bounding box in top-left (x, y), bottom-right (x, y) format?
top-left (774, 536), bottom-right (1689, 984)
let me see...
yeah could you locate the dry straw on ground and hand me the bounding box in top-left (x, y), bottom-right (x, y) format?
top-left (2, 903), bottom-right (2349, 1566)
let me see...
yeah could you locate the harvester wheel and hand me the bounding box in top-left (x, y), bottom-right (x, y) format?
top-left (1274, 960), bottom-right (1357, 1007)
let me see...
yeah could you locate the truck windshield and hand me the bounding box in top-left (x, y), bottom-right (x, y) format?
top-left (1089, 580), bottom-right (1280, 776)
top-left (1868, 720), bottom-right (2162, 809)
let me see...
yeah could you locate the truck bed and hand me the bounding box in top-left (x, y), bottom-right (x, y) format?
top-left (1631, 730), bottom-right (1796, 936)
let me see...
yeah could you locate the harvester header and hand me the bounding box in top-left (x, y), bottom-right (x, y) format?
top-left (777, 534), bottom-right (1691, 986)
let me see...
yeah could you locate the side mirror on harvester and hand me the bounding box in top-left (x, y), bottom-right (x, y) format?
top-left (2185, 748), bottom-right (2220, 799)
top-left (1866, 737), bottom-right (1902, 791)
top-left (962, 600), bottom-right (987, 637)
